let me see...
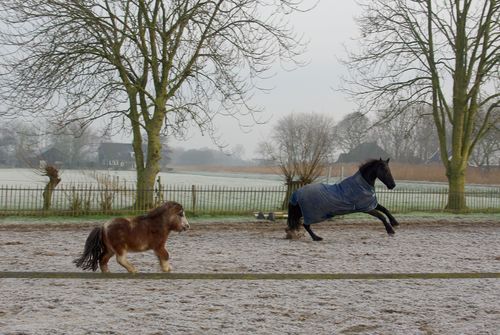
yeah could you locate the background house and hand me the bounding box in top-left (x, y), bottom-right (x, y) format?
top-left (97, 142), bottom-right (172, 170)
top-left (40, 147), bottom-right (68, 167)
top-left (98, 143), bottom-right (136, 169)
top-left (336, 142), bottom-right (390, 163)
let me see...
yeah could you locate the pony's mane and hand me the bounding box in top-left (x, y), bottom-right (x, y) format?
top-left (138, 201), bottom-right (183, 220)
top-left (141, 205), bottom-right (166, 220)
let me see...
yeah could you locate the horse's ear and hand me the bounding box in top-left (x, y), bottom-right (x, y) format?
top-left (386, 158), bottom-right (390, 163)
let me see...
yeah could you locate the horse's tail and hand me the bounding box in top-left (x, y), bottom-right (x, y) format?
top-left (287, 202), bottom-right (302, 231)
top-left (73, 227), bottom-right (105, 272)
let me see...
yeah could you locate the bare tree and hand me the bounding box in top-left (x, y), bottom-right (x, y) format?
top-left (259, 112), bottom-right (335, 207)
top-left (48, 123), bottom-right (101, 168)
top-left (343, 0), bottom-right (500, 210)
top-left (0, 0), bottom-right (308, 207)
top-left (333, 112), bottom-right (372, 154)
top-left (470, 108), bottom-right (500, 167)
top-left (413, 112), bottom-right (443, 163)
top-left (470, 127), bottom-right (500, 167)
top-left (0, 124), bottom-right (17, 166)
top-left (13, 122), bottom-right (47, 167)
top-left (373, 105), bottom-right (440, 163)
top-left (41, 165), bottom-right (61, 210)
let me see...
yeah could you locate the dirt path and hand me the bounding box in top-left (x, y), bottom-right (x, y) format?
top-left (0, 219), bottom-right (499, 334)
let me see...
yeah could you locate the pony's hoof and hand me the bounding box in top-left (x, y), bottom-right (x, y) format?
top-left (312, 236), bottom-right (323, 241)
top-left (391, 221), bottom-right (400, 227)
top-left (162, 263), bottom-right (172, 272)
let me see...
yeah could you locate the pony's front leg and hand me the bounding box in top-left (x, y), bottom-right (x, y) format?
top-left (303, 224), bottom-right (323, 241)
top-left (116, 252), bottom-right (138, 273)
top-left (154, 247), bottom-right (171, 272)
top-left (376, 204), bottom-right (399, 227)
top-left (367, 210), bottom-right (395, 235)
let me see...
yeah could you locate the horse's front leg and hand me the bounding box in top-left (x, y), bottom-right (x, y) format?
top-left (376, 204), bottom-right (399, 227)
top-left (154, 246), bottom-right (171, 272)
top-left (367, 209), bottom-right (395, 235)
top-left (303, 224), bottom-right (323, 241)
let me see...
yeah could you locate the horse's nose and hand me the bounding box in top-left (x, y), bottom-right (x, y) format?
top-left (183, 220), bottom-right (190, 230)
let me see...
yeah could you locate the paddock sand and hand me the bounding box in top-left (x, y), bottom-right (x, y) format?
top-left (0, 218), bottom-right (499, 334)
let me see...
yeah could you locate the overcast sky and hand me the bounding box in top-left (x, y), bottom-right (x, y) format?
top-left (144, 2), bottom-right (362, 159)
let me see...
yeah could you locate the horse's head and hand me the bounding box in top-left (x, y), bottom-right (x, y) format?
top-left (165, 201), bottom-right (190, 232)
top-left (145, 201), bottom-right (190, 232)
top-left (376, 158), bottom-right (396, 189)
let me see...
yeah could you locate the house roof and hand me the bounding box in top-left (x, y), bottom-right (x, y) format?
top-left (98, 143), bottom-right (134, 161)
top-left (336, 142), bottom-right (390, 163)
top-left (40, 147), bottom-right (68, 163)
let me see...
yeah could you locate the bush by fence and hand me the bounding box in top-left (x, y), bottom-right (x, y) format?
top-left (1, 183), bottom-right (500, 216)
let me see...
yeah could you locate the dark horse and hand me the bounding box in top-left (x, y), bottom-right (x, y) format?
top-left (286, 158), bottom-right (398, 241)
top-left (74, 201), bottom-right (190, 273)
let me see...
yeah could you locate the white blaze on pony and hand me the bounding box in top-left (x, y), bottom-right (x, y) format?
top-left (74, 201), bottom-right (189, 273)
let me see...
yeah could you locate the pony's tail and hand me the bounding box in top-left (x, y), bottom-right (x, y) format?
top-left (73, 227), bottom-right (105, 272)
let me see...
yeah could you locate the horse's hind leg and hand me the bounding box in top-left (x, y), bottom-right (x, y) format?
top-left (303, 224), bottom-right (323, 241)
top-left (285, 202), bottom-right (304, 239)
top-left (116, 252), bottom-right (138, 273)
top-left (154, 247), bottom-right (171, 272)
top-left (99, 250), bottom-right (114, 273)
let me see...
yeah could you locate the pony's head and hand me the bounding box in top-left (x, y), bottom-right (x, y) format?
top-left (144, 201), bottom-right (190, 232)
top-left (360, 158), bottom-right (396, 189)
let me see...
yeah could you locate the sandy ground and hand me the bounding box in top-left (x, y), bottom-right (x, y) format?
top-left (0, 218), bottom-right (499, 334)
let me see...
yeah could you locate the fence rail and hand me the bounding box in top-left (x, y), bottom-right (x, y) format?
top-left (0, 184), bottom-right (499, 216)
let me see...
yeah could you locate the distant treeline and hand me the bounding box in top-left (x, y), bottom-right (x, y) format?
top-left (169, 147), bottom-right (250, 167)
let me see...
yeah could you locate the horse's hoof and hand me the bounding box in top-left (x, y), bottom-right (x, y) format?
top-left (312, 236), bottom-right (323, 241)
top-left (392, 221), bottom-right (400, 227)
top-left (285, 229), bottom-right (303, 240)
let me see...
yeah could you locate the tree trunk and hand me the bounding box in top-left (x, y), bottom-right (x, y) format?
top-left (42, 166), bottom-right (61, 210)
top-left (134, 121), bottom-right (163, 210)
top-left (445, 164), bottom-right (467, 211)
top-left (43, 180), bottom-right (60, 210)
top-left (135, 165), bottom-right (158, 210)
top-left (126, 90), bottom-right (163, 210)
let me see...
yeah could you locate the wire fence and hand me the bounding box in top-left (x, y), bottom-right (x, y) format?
top-left (0, 184), bottom-right (499, 216)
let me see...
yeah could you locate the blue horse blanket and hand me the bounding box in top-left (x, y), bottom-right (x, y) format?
top-left (289, 171), bottom-right (377, 225)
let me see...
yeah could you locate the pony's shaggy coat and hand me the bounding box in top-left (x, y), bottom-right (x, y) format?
top-left (74, 201), bottom-right (189, 273)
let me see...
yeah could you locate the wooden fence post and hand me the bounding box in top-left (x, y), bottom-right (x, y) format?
top-left (191, 185), bottom-right (197, 214)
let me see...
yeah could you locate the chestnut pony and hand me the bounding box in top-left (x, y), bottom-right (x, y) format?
top-left (74, 201), bottom-right (189, 273)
